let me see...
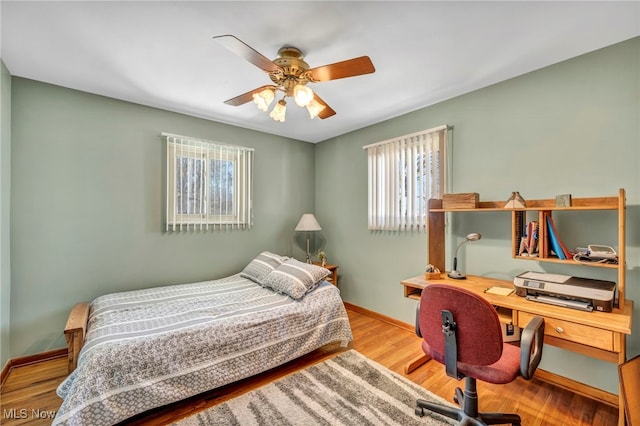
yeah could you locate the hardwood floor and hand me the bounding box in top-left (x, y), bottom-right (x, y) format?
top-left (1, 307), bottom-right (617, 425)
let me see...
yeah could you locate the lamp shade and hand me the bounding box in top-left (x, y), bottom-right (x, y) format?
top-left (269, 99), bottom-right (287, 122)
top-left (252, 88), bottom-right (274, 111)
top-left (295, 214), bottom-right (322, 231)
top-left (294, 84), bottom-right (314, 107)
top-left (306, 98), bottom-right (326, 119)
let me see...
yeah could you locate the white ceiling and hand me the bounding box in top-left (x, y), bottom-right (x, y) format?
top-left (2, 1), bottom-right (638, 143)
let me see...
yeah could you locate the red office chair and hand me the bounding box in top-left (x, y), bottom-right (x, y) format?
top-left (415, 284), bottom-right (545, 426)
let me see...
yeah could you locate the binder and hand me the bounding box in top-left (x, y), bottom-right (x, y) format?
top-left (545, 214), bottom-right (572, 260)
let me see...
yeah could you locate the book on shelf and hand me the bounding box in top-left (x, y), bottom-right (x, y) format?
top-left (545, 213), bottom-right (572, 260)
top-left (518, 219), bottom-right (539, 256)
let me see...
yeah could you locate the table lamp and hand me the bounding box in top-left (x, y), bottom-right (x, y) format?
top-left (295, 214), bottom-right (322, 263)
top-left (448, 232), bottom-right (482, 280)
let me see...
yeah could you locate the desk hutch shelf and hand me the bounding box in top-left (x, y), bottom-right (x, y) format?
top-left (427, 188), bottom-right (627, 307)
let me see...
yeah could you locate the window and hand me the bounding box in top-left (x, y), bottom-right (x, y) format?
top-left (164, 133), bottom-right (253, 231)
top-left (363, 125), bottom-right (449, 231)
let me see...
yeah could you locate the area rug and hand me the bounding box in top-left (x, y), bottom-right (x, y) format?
top-left (174, 349), bottom-right (455, 426)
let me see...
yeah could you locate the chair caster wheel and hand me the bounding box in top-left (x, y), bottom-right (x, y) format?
top-left (415, 407), bottom-right (424, 417)
top-left (453, 387), bottom-right (463, 405)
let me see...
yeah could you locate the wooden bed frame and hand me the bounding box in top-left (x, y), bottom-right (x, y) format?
top-left (63, 302), bottom-right (90, 373)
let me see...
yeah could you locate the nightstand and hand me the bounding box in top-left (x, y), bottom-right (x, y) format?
top-left (314, 262), bottom-right (338, 286)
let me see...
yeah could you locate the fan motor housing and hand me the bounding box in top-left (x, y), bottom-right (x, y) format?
top-left (270, 46), bottom-right (310, 85)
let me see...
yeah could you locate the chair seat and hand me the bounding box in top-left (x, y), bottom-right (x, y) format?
top-left (423, 340), bottom-right (521, 384)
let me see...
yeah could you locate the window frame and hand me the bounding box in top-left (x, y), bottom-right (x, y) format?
top-left (363, 126), bottom-right (449, 231)
top-left (164, 133), bottom-right (253, 231)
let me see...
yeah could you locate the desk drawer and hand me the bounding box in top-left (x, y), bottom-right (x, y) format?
top-left (518, 312), bottom-right (614, 351)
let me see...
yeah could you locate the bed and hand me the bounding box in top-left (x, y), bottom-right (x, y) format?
top-left (53, 252), bottom-right (352, 425)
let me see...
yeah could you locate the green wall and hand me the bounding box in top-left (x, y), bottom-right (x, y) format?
top-left (315, 37), bottom-right (639, 394)
top-left (1, 59), bottom-right (11, 367)
top-left (9, 78), bottom-right (316, 356)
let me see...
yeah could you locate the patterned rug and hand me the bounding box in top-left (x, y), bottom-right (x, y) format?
top-left (174, 349), bottom-right (455, 425)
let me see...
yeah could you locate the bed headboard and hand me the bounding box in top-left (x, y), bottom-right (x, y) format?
top-left (64, 302), bottom-right (90, 373)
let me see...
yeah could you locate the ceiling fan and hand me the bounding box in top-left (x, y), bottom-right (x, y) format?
top-left (213, 35), bottom-right (375, 122)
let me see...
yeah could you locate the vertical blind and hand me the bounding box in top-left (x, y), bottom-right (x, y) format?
top-left (363, 125), bottom-right (449, 231)
top-left (163, 133), bottom-right (254, 231)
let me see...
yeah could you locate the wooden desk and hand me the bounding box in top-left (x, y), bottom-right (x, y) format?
top-left (401, 274), bottom-right (633, 423)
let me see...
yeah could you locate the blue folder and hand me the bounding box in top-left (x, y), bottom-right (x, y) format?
top-left (546, 216), bottom-right (566, 260)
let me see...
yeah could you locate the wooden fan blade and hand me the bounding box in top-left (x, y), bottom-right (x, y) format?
top-left (224, 85), bottom-right (279, 106)
top-left (312, 92), bottom-right (336, 119)
top-left (308, 56), bottom-right (375, 82)
top-left (213, 35), bottom-right (282, 73)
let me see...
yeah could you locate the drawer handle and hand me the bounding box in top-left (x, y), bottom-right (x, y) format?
top-left (555, 326), bottom-right (565, 334)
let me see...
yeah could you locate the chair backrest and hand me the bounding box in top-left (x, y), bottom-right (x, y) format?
top-left (419, 284), bottom-right (504, 366)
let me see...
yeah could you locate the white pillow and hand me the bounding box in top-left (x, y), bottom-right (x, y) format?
top-left (240, 251), bottom-right (288, 284)
top-left (261, 258), bottom-right (330, 299)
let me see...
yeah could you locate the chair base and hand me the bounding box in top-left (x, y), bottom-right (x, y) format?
top-left (415, 377), bottom-right (521, 426)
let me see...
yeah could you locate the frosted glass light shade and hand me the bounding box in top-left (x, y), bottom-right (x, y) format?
top-left (269, 99), bottom-right (287, 122)
top-left (293, 84), bottom-right (314, 107)
top-left (252, 89), bottom-right (275, 111)
top-left (306, 98), bottom-right (326, 119)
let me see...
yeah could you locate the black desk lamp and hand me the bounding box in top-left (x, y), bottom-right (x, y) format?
top-left (448, 232), bottom-right (482, 280)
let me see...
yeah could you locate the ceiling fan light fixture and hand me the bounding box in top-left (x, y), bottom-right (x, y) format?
top-left (215, 35), bottom-right (373, 122)
top-left (293, 84), bottom-right (313, 107)
top-left (252, 88), bottom-right (275, 111)
top-left (269, 99), bottom-right (287, 122)
top-left (306, 98), bottom-right (326, 119)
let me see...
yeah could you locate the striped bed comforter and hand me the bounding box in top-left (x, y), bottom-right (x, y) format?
top-left (53, 274), bottom-right (352, 425)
